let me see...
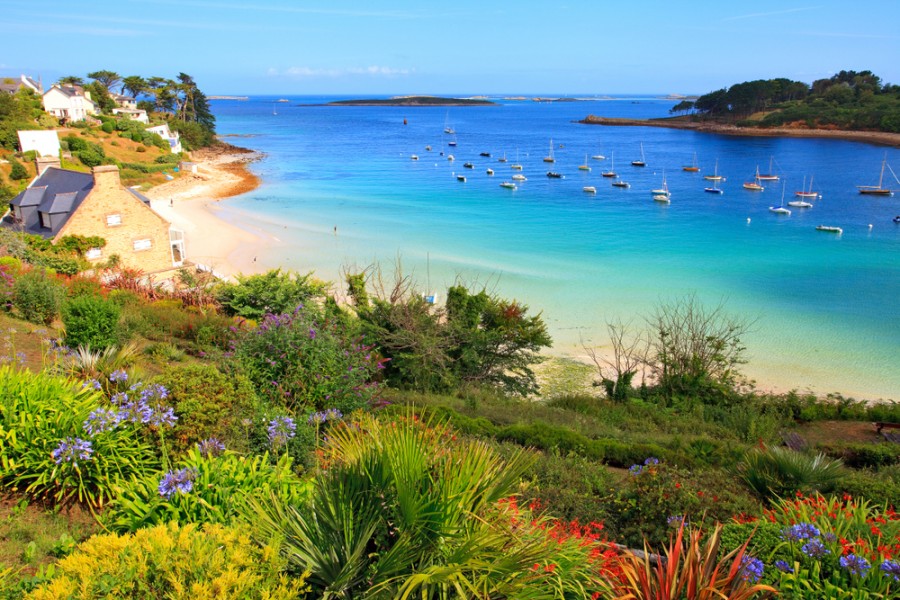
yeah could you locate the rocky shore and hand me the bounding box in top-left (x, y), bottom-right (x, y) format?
top-left (579, 115), bottom-right (900, 147)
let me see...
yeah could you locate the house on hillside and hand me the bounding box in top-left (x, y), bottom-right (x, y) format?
top-left (111, 93), bottom-right (137, 110)
top-left (112, 107), bottom-right (149, 124)
top-left (2, 160), bottom-right (185, 273)
top-left (17, 130), bottom-right (61, 157)
top-left (146, 123), bottom-right (182, 153)
top-left (42, 85), bottom-right (98, 123)
top-left (0, 75), bottom-right (42, 95)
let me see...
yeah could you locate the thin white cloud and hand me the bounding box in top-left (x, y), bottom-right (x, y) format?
top-left (6, 21), bottom-right (144, 37)
top-left (722, 6), bottom-right (822, 22)
top-left (274, 66), bottom-right (413, 79)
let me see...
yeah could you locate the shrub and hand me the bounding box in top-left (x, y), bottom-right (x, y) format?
top-left (231, 306), bottom-right (382, 413)
top-left (739, 445), bottom-right (844, 502)
top-left (62, 294), bottom-right (121, 351)
top-left (215, 269), bottom-right (326, 320)
top-left (101, 450), bottom-right (309, 533)
top-left (100, 120), bottom-right (114, 133)
top-left (24, 522), bottom-right (307, 599)
top-left (8, 158), bottom-right (28, 181)
top-left (153, 364), bottom-right (259, 455)
top-left (12, 269), bottom-right (64, 324)
top-left (833, 468), bottom-right (900, 506)
top-left (0, 367), bottom-right (157, 507)
top-left (818, 441), bottom-right (900, 469)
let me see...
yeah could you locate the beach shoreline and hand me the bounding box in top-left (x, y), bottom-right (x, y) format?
top-left (144, 144), bottom-right (894, 403)
top-left (579, 115), bottom-right (900, 148)
top-left (144, 143), bottom-right (273, 279)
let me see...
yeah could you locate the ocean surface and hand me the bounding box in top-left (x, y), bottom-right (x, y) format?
top-left (210, 95), bottom-right (899, 400)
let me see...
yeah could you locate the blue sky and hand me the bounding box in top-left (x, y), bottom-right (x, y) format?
top-left (3, 0), bottom-right (899, 95)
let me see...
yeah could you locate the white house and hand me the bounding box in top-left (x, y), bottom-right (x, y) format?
top-left (112, 107), bottom-right (149, 124)
top-left (146, 123), bottom-right (182, 154)
top-left (111, 93), bottom-right (137, 109)
top-left (42, 85), bottom-right (98, 122)
top-left (17, 130), bottom-right (61, 157)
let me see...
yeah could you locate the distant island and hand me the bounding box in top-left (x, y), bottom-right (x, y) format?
top-left (581, 70), bottom-right (900, 147)
top-left (326, 96), bottom-right (495, 106)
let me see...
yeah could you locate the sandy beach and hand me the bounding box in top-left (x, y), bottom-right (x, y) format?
top-left (144, 144), bottom-right (272, 279)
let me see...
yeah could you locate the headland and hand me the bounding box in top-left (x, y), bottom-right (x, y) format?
top-left (325, 96), bottom-right (495, 106)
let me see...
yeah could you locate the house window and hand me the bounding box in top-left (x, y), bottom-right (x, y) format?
top-left (106, 214), bottom-right (122, 226)
top-left (39, 212), bottom-right (51, 229)
top-left (133, 239), bottom-right (152, 251)
top-left (85, 247), bottom-right (102, 260)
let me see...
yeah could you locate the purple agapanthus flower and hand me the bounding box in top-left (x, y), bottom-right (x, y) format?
top-left (628, 464), bottom-right (643, 476)
top-left (881, 560), bottom-right (900, 582)
top-left (801, 539), bottom-right (830, 558)
top-left (51, 437), bottom-right (93, 466)
top-left (158, 468), bottom-right (196, 499)
top-left (739, 555), bottom-right (764, 583)
top-left (781, 523), bottom-right (821, 542)
top-left (108, 369), bottom-right (128, 383)
top-left (644, 457), bottom-right (660, 466)
top-left (197, 437), bottom-right (226, 457)
top-left (148, 406), bottom-right (178, 428)
top-left (268, 416), bottom-right (296, 448)
top-left (839, 554), bottom-right (870, 577)
top-left (774, 560), bottom-right (794, 573)
top-left (83, 408), bottom-right (121, 436)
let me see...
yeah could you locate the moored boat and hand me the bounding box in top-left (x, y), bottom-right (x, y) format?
top-left (583, 186), bottom-right (597, 193)
top-left (463, 162), bottom-right (474, 169)
top-left (857, 154), bottom-right (897, 196)
top-left (486, 168), bottom-right (494, 175)
top-left (769, 181), bottom-right (791, 214)
top-left (703, 158), bottom-right (724, 181)
top-left (546, 171), bottom-right (563, 179)
top-left (480, 152), bottom-right (491, 157)
top-left (682, 152), bottom-right (700, 172)
top-left (578, 154), bottom-right (591, 171)
top-left (816, 225), bottom-right (843, 234)
top-left (612, 179), bottom-right (630, 188)
top-left (499, 181), bottom-right (516, 189)
top-left (743, 166), bottom-right (764, 191)
top-left (410, 155), bottom-right (419, 161)
top-left (631, 142), bottom-right (646, 167)
top-left (512, 174), bottom-right (526, 181)
top-left (653, 194), bottom-right (670, 203)
top-left (757, 156), bottom-right (779, 181)
top-left (601, 151), bottom-right (617, 178)
top-left (456, 175), bottom-right (466, 182)
top-left (543, 139), bottom-right (555, 163)
top-left (795, 175), bottom-right (819, 198)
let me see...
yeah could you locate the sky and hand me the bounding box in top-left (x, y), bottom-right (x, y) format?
top-left (3, 0), bottom-right (899, 96)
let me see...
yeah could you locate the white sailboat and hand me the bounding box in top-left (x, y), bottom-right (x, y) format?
top-left (651, 170), bottom-right (670, 202)
top-left (601, 151), bottom-right (617, 178)
top-left (511, 148), bottom-right (523, 170)
top-left (757, 156), bottom-right (779, 181)
top-left (788, 175), bottom-right (814, 207)
top-left (703, 158), bottom-right (724, 181)
top-left (769, 181), bottom-right (791, 215)
top-left (631, 142), bottom-right (646, 167)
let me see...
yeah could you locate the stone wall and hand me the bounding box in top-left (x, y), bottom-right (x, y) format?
top-left (55, 166), bottom-right (175, 273)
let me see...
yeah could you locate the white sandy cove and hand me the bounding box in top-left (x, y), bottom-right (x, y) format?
top-left (143, 149), bottom-right (275, 280)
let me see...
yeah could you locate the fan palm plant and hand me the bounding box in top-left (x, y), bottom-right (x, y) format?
top-left (247, 412), bottom-right (613, 599)
top-left (739, 445), bottom-right (844, 501)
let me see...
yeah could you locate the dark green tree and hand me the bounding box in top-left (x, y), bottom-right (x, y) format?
top-left (57, 75), bottom-right (84, 86)
top-left (121, 75), bottom-right (148, 99)
top-left (87, 70), bottom-right (122, 93)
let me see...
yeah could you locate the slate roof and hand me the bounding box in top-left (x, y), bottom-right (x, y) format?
top-left (4, 167), bottom-right (94, 238)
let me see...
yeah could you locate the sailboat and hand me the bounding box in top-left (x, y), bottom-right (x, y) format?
top-left (583, 185), bottom-right (597, 194)
top-left (651, 170), bottom-right (670, 200)
top-left (682, 153), bottom-right (700, 172)
top-left (769, 181), bottom-right (791, 215)
top-left (794, 175), bottom-right (819, 199)
top-left (498, 152), bottom-right (507, 163)
top-left (591, 146), bottom-right (605, 160)
top-left (443, 111), bottom-right (455, 135)
top-left (703, 159), bottom-right (724, 181)
top-left (743, 166), bottom-right (764, 191)
top-left (543, 139), bottom-right (555, 163)
top-left (857, 154), bottom-right (896, 196)
top-left (704, 180), bottom-right (724, 194)
top-left (272, 102), bottom-right (277, 116)
top-left (631, 142), bottom-right (646, 167)
top-left (757, 156), bottom-right (779, 181)
top-left (511, 148), bottom-right (523, 170)
top-left (578, 154), bottom-right (591, 171)
top-left (601, 152), bottom-right (617, 178)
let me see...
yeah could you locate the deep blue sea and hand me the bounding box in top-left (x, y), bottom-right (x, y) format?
top-left (210, 95), bottom-right (899, 400)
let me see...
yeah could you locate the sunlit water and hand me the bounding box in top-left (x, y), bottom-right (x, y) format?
top-left (210, 96), bottom-right (899, 400)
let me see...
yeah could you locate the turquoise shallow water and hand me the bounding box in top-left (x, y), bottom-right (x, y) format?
top-left (212, 96), bottom-right (899, 400)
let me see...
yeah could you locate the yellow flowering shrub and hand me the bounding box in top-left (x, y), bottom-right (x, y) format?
top-left (26, 522), bottom-right (307, 599)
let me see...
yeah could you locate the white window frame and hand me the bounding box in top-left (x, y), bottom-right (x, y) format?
top-left (133, 238), bottom-right (152, 251)
top-left (106, 214), bottom-right (122, 226)
top-left (85, 247), bottom-right (103, 260)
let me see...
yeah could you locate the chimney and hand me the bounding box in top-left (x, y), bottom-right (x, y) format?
top-left (91, 165), bottom-right (121, 190)
top-left (35, 156), bottom-right (61, 175)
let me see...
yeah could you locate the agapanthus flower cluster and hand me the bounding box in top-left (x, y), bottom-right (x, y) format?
top-left (839, 554), bottom-right (871, 577)
top-left (667, 515), bottom-right (685, 527)
top-left (158, 468), bottom-right (196, 499)
top-left (81, 378), bottom-right (103, 391)
top-left (774, 560), bottom-right (794, 574)
top-left (781, 522), bottom-right (821, 542)
top-left (739, 555), bottom-right (765, 583)
top-left (268, 416), bottom-right (297, 448)
top-left (108, 369), bottom-right (128, 383)
top-left (644, 457), bottom-right (660, 466)
top-left (628, 464), bottom-right (643, 476)
top-left (51, 437), bottom-right (93, 466)
top-left (109, 384), bottom-right (176, 427)
top-left (83, 407), bottom-right (121, 436)
top-left (800, 538), bottom-right (830, 558)
top-left (307, 408), bottom-right (343, 426)
top-left (197, 437), bottom-right (226, 457)
top-left (879, 560), bottom-right (900, 582)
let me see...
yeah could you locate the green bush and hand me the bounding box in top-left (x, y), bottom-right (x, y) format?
top-left (75, 148), bottom-right (103, 167)
top-left (833, 468), bottom-right (900, 505)
top-left (8, 158), bottom-right (28, 181)
top-left (62, 294), bottom-right (121, 351)
top-left (817, 441), bottom-right (900, 469)
top-left (24, 522), bottom-right (307, 599)
top-left (215, 269), bottom-right (326, 320)
top-left (101, 450), bottom-right (309, 533)
top-left (232, 306), bottom-right (381, 413)
top-left (100, 121), bottom-right (114, 133)
top-left (153, 364), bottom-right (259, 455)
top-left (12, 269), bottom-right (64, 324)
top-left (0, 367), bottom-right (157, 507)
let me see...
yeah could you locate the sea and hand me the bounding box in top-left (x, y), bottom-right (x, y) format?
top-left (209, 95), bottom-right (899, 401)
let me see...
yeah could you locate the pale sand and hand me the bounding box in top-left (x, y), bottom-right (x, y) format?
top-left (144, 145), bottom-right (272, 280)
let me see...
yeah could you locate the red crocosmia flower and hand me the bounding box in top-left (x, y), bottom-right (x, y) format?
top-left (675, 482), bottom-right (681, 489)
top-left (544, 564), bottom-right (557, 573)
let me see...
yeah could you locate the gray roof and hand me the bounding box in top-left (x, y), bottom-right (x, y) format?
top-left (126, 187), bottom-right (152, 206)
top-left (3, 167), bottom-right (94, 238)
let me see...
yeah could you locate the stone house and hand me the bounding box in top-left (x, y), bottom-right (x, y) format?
top-left (3, 161), bottom-right (185, 273)
top-left (42, 85), bottom-right (98, 122)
